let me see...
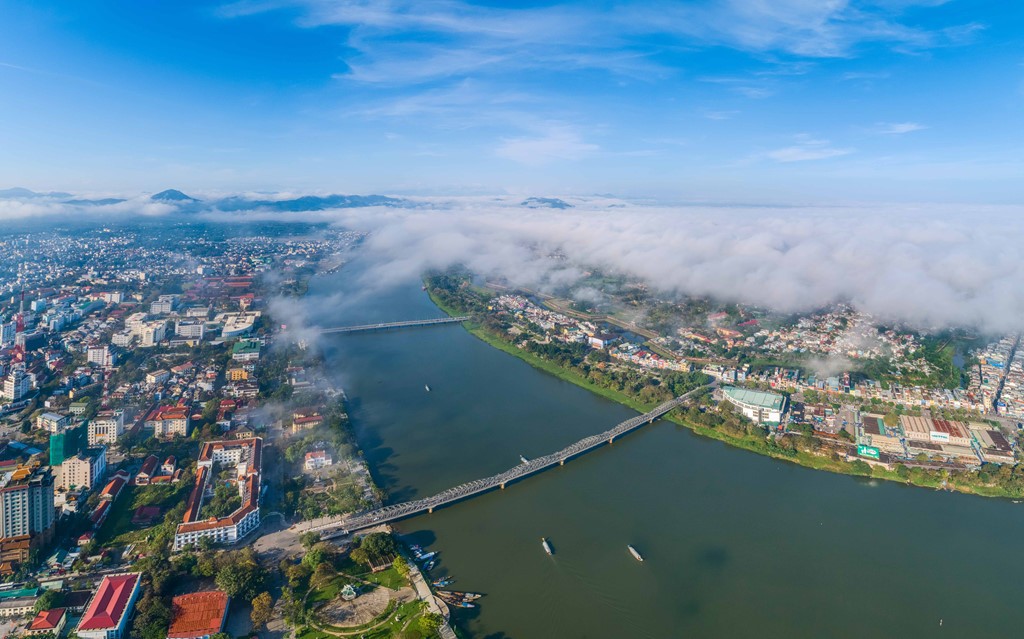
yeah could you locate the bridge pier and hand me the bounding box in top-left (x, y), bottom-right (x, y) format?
top-left (559, 459), bottom-right (565, 466)
top-left (428, 507), bottom-right (433, 514)
top-left (500, 482), bottom-right (505, 489)
top-left (608, 436), bottom-right (615, 444)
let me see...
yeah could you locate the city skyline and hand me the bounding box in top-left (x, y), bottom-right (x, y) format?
top-left (1, 1), bottom-right (1022, 202)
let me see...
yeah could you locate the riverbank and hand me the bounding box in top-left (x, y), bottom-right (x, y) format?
top-left (425, 286), bottom-right (1022, 500)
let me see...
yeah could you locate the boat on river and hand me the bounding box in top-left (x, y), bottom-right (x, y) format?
top-left (628, 544), bottom-right (644, 562)
top-left (425, 384), bottom-right (431, 392)
top-left (542, 537), bottom-right (553, 555)
top-left (520, 455), bottom-right (530, 464)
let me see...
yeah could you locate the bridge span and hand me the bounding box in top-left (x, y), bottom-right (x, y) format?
top-left (319, 316), bottom-right (470, 334)
top-left (293, 382), bottom-right (713, 537)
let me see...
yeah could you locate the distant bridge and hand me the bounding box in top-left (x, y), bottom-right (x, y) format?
top-left (293, 382), bottom-right (714, 536)
top-left (319, 316), bottom-right (471, 334)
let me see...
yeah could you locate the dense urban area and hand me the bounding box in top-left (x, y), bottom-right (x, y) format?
top-left (0, 216), bottom-right (450, 639)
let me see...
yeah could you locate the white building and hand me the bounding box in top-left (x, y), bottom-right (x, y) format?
top-left (722, 386), bottom-right (787, 425)
top-left (88, 411), bottom-right (125, 447)
top-left (175, 319), bottom-right (205, 339)
top-left (304, 449), bottom-right (333, 471)
top-left (138, 321), bottom-right (166, 347)
top-left (87, 344), bottom-right (115, 367)
top-left (58, 447), bottom-right (107, 491)
top-left (35, 412), bottom-right (69, 433)
top-left (0, 322), bottom-right (14, 347)
top-left (2, 369), bottom-right (31, 402)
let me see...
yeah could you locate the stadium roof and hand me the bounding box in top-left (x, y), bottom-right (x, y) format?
top-left (723, 387), bottom-right (785, 411)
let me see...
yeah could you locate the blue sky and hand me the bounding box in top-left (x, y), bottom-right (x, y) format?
top-left (0, 0), bottom-right (1021, 201)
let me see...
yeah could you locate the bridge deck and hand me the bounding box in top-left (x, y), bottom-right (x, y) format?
top-left (319, 316), bottom-right (470, 334)
top-left (294, 383), bottom-right (712, 536)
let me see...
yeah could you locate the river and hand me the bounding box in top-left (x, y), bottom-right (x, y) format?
top-left (308, 263), bottom-right (1024, 639)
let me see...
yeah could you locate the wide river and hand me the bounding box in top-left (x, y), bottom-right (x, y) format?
top-left (309, 262), bottom-right (1024, 638)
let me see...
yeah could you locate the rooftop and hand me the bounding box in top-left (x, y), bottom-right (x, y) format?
top-left (78, 573), bottom-right (140, 631)
top-left (28, 607), bottom-right (66, 631)
top-left (723, 386), bottom-right (785, 411)
top-left (167, 591), bottom-right (229, 639)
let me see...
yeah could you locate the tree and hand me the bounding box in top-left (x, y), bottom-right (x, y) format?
top-left (34, 589), bottom-right (63, 613)
top-left (393, 555), bottom-right (410, 578)
top-left (419, 612), bottom-right (443, 634)
top-left (250, 591), bottom-right (273, 629)
top-left (299, 531), bottom-right (321, 549)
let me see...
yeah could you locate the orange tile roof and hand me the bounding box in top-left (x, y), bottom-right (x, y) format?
top-left (167, 591), bottom-right (229, 639)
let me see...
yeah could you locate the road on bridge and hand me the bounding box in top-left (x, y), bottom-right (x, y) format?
top-left (292, 381), bottom-right (715, 536)
top-left (319, 316), bottom-right (470, 334)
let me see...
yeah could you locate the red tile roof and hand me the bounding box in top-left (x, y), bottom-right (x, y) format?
top-left (78, 573), bottom-right (140, 631)
top-left (29, 607), bottom-right (66, 631)
top-left (167, 591), bottom-right (229, 639)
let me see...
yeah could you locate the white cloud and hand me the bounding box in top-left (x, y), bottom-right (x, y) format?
top-left (877, 121), bottom-right (927, 134)
top-left (495, 127), bottom-right (599, 165)
top-left (766, 136), bottom-right (853, 162)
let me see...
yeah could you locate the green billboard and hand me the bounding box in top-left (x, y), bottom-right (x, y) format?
top-left (857, 444), bottom-right (880, 460)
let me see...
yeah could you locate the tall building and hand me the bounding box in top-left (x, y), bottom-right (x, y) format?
top-left (2, 369), bottom-right (31, 402)
top-left (58, 447), bottom-right (107, 491)
top-left (150, 295), bottom-right (178, 315)
top-left (0, 465), bottom-right (55, 542)
top-left (0, 322), bottom-right (14, 347)
top-left (86, 344), bottom-right (115, 368)
top-left (88, 411), bottom-right (124, 447)
top-left (50, 423), bottom-right (86, 466)
top-left (139, 321), bottom-right (166, 347)
top-left (35, 412), bottom-right (69, 433)
top-left (174, 319), bottom-right (205, 339)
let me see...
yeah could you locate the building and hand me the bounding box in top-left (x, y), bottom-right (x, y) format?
top-left (0, 465), bottom-right (55, 543)
top-left (135, 455), bottom-right (159, 485)
top-left (87, 344), bottom-right (115, 367)
top-left (26, 607), bottom-right (68, 636)
top-left (58, 447), bottom-right (107, 491)
top-left (0, 322), bottom-right (14, 347)
top-left (145, 406), bottom-right (192, 438)
top-left (146, 369), bottom-right (170, 386)
top-left (217, 311), bottom-right (261, 337)
top-left (175, 319), bottom-right (206, 339)
top-left (76, 573), bottom-right (141, 639)
top-left (88, 411), bottom-right (125, 446)
top-left (35, 412), bottom-right (69, 433)
top-left (0, 594), bottom-right (38, 618)
top-left (111, 330), bottom-right (134, 348)
top-left (304, 450), bottom-right (333, 471)
top-left (900, 415), bottom-right (972, 447)
top-left (150, 295), bottom-right (178, 315)
top-left (2, 368), bottom-right (31, 402)
top-left (167, 591), bottom-right (230, 639)
top-left (173, 438), bottom-right (262, 551)
top-left (138, 321), bottom-right (167, 347)
top-left (859, 415), bottom-right (905, 453)
top-left (50, 423), bottom-right (86, 466)
top-left (722, 386), bottom-right (786, 425)
top-left (231, 339), bottom-right (261, 362)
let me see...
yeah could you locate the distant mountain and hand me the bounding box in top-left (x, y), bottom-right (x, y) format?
top-left (214, 193), bottom-right (407, 212)
top-left (521, 197), bottom-right (573, 209)
top-left (64, 198), bottom-right (127, 206)
top-left (151, 189), bottom-right (198, 202)
top-left (0, 187), bottom-right (72, 199)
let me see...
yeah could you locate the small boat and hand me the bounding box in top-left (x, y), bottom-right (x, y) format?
top-left (432, 578), bottom-right (454, 587)
top-left (417, 551), bottom-right (437, 562)
top-left (628, 545), bottom-right (644, 562)
top-left (423, 559), bottom-right (437, 571)
top-left (520, 455), bottom-right (529, 464)
top-left (458, 602), bottom-right (476, 608)
top-left (425, 384), bottom-right (431, 392)
top-left (542, 537), bottom-right (553, 555)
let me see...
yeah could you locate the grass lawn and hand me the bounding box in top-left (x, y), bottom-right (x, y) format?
top-left (95, 485), bottom-right (138, 545)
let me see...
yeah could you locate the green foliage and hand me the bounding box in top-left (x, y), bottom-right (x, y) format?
top-left (213, 548), bottom-right (268, 601)
top-left (34, 589), bottom-right (63, 613)
top-left (250, 591), bottom-right (274, 629)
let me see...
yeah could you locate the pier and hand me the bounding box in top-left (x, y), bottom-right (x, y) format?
top-left (293, 382), bottom-right (713, 536)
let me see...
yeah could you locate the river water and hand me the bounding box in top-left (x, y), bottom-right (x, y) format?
top-left (309, 264), bottom-right (1024, 639)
